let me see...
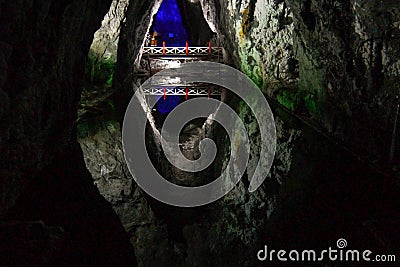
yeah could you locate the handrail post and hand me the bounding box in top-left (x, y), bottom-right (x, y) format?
top-left (162, 41), bottom-right (166, 56)
top-left (186, 41), bottom-right (189, 56)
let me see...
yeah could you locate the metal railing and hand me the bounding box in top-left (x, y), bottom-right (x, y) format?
top-left (142, 46), bottom-right (222, 57)
top-left (143, 86), bottom-right (221, 96)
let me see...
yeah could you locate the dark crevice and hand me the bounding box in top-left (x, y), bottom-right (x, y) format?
top-left (300, 0), bottom-right (316, 31)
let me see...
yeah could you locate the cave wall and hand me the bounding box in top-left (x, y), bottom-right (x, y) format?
top-left (176, 0), bottom-right (215, 46)
top-left (89, 0), bottom-right (130, 62)
top-left (0, 0), bottom-right (107, 216)
top-left (78, 120), bottom-right (182, 267)
top-left (215, 0), bottom-right (295, 86)
top-left (216, 0), bottom-right (400, 163)
top-left (77, 114), bottom-right (301, 266)
top-left (113, 0), bottom-right (162, 120)
top-left (0, 0), bottom-right (136, 264)
top-left (288, 0), bottom-right (400, 162)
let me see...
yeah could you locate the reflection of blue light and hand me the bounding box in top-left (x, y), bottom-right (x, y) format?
top-left (156, 95), bottom-right (181, 115)
top-left (154, 0), bottom-right (188, 46)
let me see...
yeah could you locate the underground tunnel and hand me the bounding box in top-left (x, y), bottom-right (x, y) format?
top-left (1, 0), bottom-right (400, 266)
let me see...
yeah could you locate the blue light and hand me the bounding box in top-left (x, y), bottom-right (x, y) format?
top-left (156, 95), bottom-right (181, 115)
top-left (154, 0), bottom-right (188, 46)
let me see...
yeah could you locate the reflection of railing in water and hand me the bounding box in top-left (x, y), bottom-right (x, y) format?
top-left (142, 46), bottom-right (222, 57)
top-left (141, 43), bottom-right (224, 97)
top-left (143, 86), bottom-right (221, 96)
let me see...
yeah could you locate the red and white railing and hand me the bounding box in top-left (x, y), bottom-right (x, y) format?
top-left (143, 42), bottom-right (222, 57)
top-left (143, 86), bottom-right (221, 98)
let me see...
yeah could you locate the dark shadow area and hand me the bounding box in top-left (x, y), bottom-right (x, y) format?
top-left (3, 142), bottom-right (137, 266)
top-left (258, 99), bottom-right (400, 266)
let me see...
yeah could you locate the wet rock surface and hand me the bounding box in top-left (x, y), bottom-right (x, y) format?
top-left (78, 99), bottom-right (300, 266)
top-left (216, 0), bottom-right (295, 84)
top-left (79, 120), bottom-right (172, 266)
top-left (216, 0), bottom-right (400, 164)
top-left (287, 0), bottom-right (400, 164)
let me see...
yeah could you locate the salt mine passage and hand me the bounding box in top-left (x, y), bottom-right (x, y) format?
top-left (1, 0), bottom-right (400, 266)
